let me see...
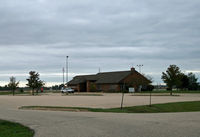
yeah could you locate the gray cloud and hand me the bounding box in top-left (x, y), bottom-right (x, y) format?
top-left (0, 0), bottom-right (200, 86)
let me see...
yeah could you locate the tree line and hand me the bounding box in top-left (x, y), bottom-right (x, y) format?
top-left (4, 71), bottom-right (45, 96)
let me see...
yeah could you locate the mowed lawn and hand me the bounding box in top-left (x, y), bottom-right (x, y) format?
top-left (20, 101), bottom-right (200, 113)
top-left (141, 90), bottom-right (200, 94)
top-left (0, 92), bottom-right (29, 95)
top-left (0, 120), bottom-right (34, 137)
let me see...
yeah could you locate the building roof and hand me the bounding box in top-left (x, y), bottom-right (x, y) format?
top-left (67, 74), bottom-right (97, 85)
top-left (95, 71), bottom-right (131, 84)
top-left (68, 68), bottom-right (146, 85)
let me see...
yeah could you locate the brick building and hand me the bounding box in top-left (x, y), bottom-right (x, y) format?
top-left (67, 68), bottom-right (151, 92)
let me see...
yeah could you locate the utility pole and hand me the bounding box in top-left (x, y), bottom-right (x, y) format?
top-left (137, 64), bottom-right (143, 73)
top-left (66, 56), bottom-right (69, 86)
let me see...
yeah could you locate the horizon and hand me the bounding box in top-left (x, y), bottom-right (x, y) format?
top-left (0, 67), bottom-right (199, 87)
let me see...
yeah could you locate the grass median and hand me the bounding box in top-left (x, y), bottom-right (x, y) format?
top-left (0, 119), bottom-right (34, 137)
top-left (20, 101), bottom-right (200, 113)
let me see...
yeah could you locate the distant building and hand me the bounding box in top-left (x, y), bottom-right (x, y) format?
top-left (68, 68), bottom-right (151, 92)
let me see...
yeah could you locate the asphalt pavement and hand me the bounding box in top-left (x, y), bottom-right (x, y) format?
top-left (0, 94), bottom-right (200, 137)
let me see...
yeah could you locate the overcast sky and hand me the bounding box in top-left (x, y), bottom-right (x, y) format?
top-left (0, 0), bottom-right (200, 86)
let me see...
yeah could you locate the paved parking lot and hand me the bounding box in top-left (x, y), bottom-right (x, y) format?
top-left (1, 93), bottom-right (200, 109)
top-left (0, 93), bottom-right (200, 137)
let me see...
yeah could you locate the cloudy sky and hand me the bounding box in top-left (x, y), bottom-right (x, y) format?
top-left (0, 0), bottom-right (200, 86)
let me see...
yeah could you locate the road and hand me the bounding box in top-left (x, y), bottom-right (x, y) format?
top-left (0, 94), bottom-right (200, 137)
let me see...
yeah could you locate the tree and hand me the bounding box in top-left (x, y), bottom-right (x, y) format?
top-left (7, 76), bottom-right (19, 96)
top-left (36, 80), bottom-right (45, 94)
top-left (26, 71), bottom-right (44, 95)
top-left (188, 73), bottom-right (198, 90)
top-left (179, 73), bottom-right (189, 90)
top-left (161, 65), bottom-right (182, 95)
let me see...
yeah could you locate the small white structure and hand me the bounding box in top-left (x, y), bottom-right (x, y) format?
top-left (129, 87), bottom-right (135, 93)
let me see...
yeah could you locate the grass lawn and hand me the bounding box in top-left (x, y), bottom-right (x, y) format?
top-left (0, 120), bottom-right (34, 137)
top-left (20, 101), bottom-right (200, 113)
top-left (142, 90), bottom-right (200, 94)
top-left (131, 93), bottom-right (179, 96)
top-left (0, 92), bottom-right (30, 95)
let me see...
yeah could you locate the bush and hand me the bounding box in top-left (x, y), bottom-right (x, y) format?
top-left (188, 83), bottom-right (199, 90)
top-left (20, 88), bottom-right (24, 93)
top-left (147, 85), bottom-right (154, 91)
top-left (90, 83), bottom-right (96, 92)
top-left (141, 85), bottom-right (154, 91)
top-left (167, 88), bottom-right (172, 91)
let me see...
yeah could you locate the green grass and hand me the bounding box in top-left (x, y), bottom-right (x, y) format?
top-left (0, 120), bottom-right (34, 137)
top-left (0, 91), bottom-right (30, 95)
top-left (142, 90), bottom-right (200, 93)
top-left (20, 101), bottom-right (200, 113)
top-left (131, 93), bottom-right (179, 96)
top-left (0, 92), bottom-right (12, 95)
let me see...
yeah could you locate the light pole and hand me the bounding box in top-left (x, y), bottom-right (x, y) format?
top-left (137, 64), bottom-right (143, 73)
top-left (62, 67), bottom-right (65, 86)
top-left (66, 56), bottom-right (69, 86)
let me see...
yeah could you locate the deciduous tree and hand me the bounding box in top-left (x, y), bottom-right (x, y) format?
top-left (36, 80), bottom-right (45, 94)
top-left (26, 71), bottom-right (44, 95)
top-left (8, 76), bottom-right (19, 96)
top-left (188, 73), bottom-right (198, 90)
top-left (179, 73), bottom-right (189, 90)
top-left (161, 65), bottom-right (182, 95)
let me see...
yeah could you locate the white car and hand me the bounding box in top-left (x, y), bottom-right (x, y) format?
top-left (61, 88), bottom-right (74, 93)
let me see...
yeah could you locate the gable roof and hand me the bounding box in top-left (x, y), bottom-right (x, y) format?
top-left (68, 70), bottom-right (137, 85)
top-left (68, 69), bottom-right (151, 85)
top-left (95, 71), bottom-right (131, 84)
top-left (67, 74), bottom-right (97, 85)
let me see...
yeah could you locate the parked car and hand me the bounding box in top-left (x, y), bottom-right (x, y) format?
top-left (61, 88), bottom-right (74, 93)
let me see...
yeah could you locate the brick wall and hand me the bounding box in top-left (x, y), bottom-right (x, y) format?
top-left (122, 71), bottom-right (150, 91)
top-left (97, 84), bottom-right (120, 92)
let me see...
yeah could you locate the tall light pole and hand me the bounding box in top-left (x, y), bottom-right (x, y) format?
top-left (137, 64), bottom-right (143, 73)
top-left (62, 67), bottom-right (65, 86)
top-left (66, 56), bottom-right (69, 86)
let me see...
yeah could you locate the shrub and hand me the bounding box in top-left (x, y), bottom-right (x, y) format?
top-left (20, 88), bottom-right (24, 93)
top-left (141, 85), bottom-right (154, 91)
